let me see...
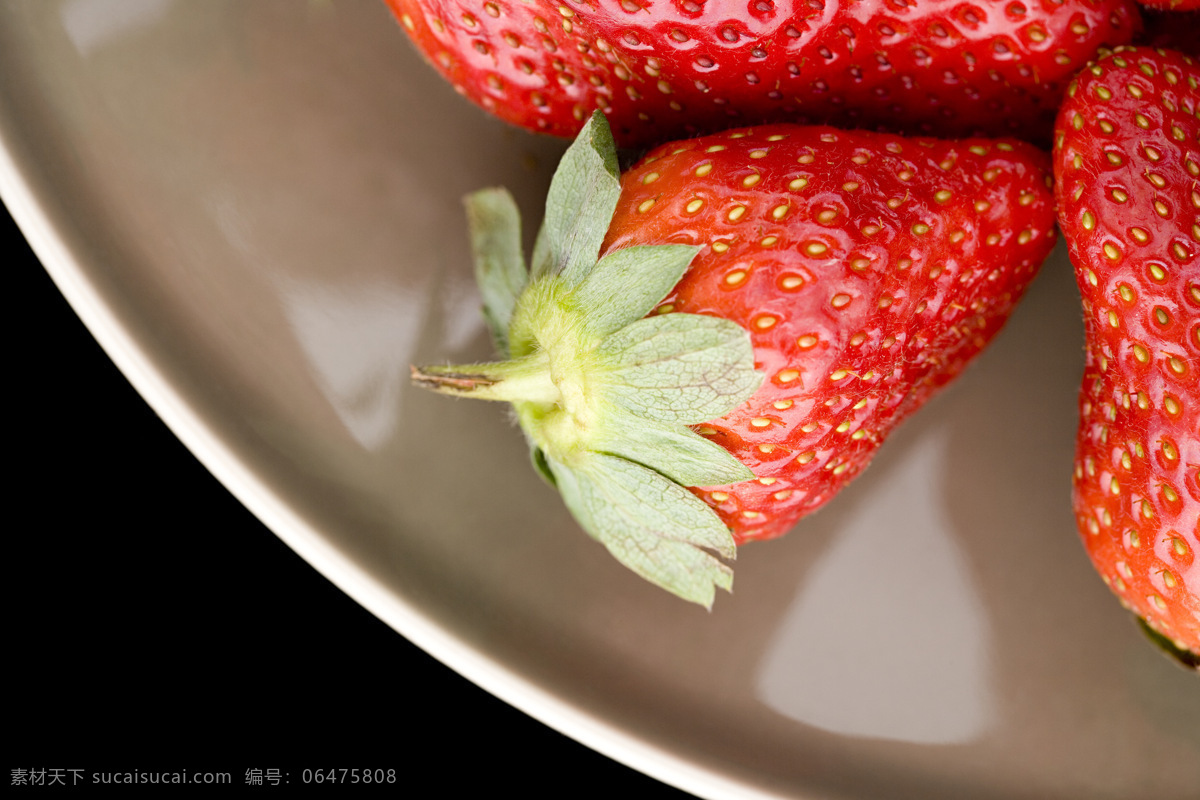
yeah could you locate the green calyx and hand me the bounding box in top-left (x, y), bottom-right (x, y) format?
top-left (412, 113), bottom-right (762, 608)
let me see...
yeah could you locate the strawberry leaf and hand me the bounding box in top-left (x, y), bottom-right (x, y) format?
top-left (589, 413), bottom-right (753, 487)
top-left (530, 444), bottom-right (557, 488)
top-left (529, 111), bottom-right (620, 286)
top-left (573, 244), bottom-right (699, 338)
top-left (598, 314), bottom-right (763, 424)
top-left (465, 187), bottom-right (527, 357)
top-left (548, 452), bottom-right (735, 608)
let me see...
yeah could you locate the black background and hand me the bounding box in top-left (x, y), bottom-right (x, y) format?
top-left (7, 201), bottom-right (692, 795)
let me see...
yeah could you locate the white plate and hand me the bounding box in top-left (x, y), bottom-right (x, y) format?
top-left (3, 2), bottom-right (1197, 797)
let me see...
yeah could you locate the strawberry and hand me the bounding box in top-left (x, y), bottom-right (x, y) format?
top-left (1053, 46), bottom-right (1200, 664)
top-left (413, 113), bottom-right (1056, 606)
top-left (386, 0), bottom-right (1141, 147)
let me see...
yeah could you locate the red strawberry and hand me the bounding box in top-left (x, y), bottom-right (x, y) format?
top-left (386, 0), bottom-right (1141, 147)
top-left (413, 113), bottom-right (1056, 605)
top-left (1053, 46), bottom-right (1200, 663)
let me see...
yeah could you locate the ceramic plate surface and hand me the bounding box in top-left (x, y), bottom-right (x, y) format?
top-left (2, 2), bottom-right (1197, 797)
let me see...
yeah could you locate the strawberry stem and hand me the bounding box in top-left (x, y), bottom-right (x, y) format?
top-left (409, 353), bottom-right (557, 405)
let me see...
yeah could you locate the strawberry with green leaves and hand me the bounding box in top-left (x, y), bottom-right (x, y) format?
top-left (414, 113), bottom-right (1056, 606)
top-left (1053, 46), bottom-right (1200, 665)
top-left (387, 0), bottom-right (1141, 147)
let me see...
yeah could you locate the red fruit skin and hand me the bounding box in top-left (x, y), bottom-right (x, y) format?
top-left (600, 125), bottom-right (1056, 543)
top-left (386, 0), bottom-right (1141, 148)
top-left (1053, 47), bottom-right (1200, 655)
